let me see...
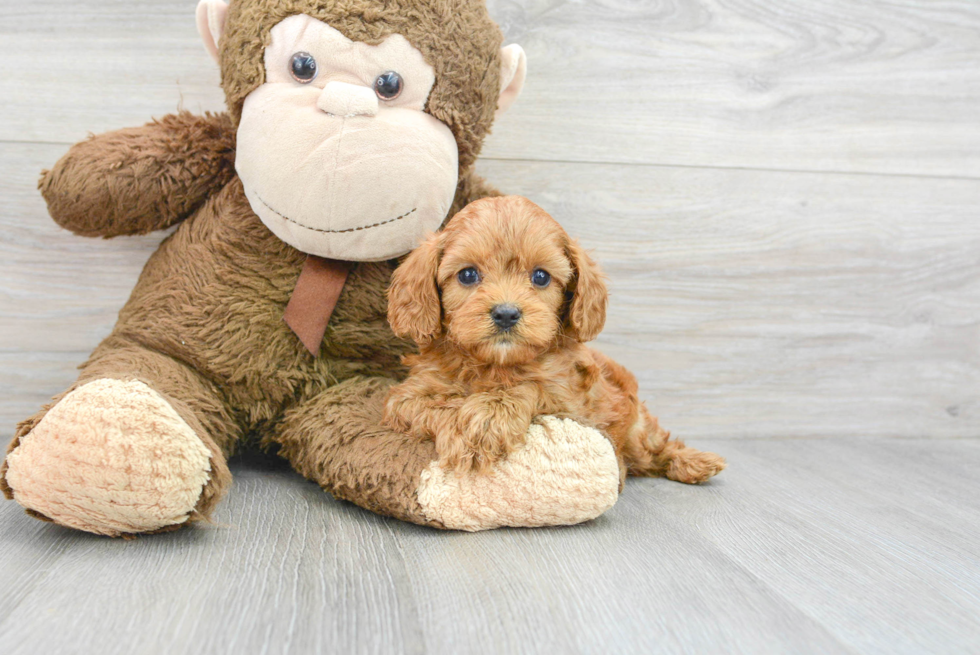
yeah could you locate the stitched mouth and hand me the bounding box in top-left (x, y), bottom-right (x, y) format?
top-left (255, 194), bottom-right (417, 234)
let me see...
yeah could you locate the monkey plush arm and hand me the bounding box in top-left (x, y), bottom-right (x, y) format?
top-left (39, 112), bottom-right (237, 237)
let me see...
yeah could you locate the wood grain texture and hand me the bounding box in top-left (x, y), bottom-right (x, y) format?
top-left (3, 144), bottom-right (977, 440)
top-left (2, 2), bottom-right (980, 652)
top-left (1, 439), bottom-right (978, 654)
top-left (1, 1), bottom-right (978, 177)
top-left (486, 0), bottom-right (980, 177)
top-left (475, 159), bottom-right (980, 439)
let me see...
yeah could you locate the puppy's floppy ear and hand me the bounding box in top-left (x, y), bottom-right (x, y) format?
top-left (388, 233), bottom-right (443, 344)
top-left (563, 238), bottom-right (608, 342)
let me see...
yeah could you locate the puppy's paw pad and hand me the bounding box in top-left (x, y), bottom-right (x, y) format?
top-left (4, 378), bottom-right (213, 536)
top-left (417, 416), bottom-right (620, 531)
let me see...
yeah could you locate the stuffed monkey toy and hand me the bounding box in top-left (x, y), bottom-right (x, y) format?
top-left (1, 0), bottom-right (625, 536)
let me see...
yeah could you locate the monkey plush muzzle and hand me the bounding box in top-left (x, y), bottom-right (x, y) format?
top-left (235, 15), bottom-right (460, 261)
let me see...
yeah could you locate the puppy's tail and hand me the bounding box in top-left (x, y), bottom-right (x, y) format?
top-left (626, 409), bottom-right (726, 484)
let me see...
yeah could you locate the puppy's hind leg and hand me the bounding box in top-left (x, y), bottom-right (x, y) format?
top-left (625, 409), bottom-right (726, 484)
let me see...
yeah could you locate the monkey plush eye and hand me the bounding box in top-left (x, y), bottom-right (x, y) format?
top-left (374, 71), bottom-right (403, 99)
top-left (289, 52), bottom-right (318, 83)
top-left (457, 267), bottom-right (481, 286)
top-left (531, 269), bottom-right (551, 288)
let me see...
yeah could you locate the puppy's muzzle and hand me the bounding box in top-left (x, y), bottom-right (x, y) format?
top-left (491, 304), bottom-right (522, 331)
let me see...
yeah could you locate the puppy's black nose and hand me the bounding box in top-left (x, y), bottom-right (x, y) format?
top-left (491, 304), bottom-right (522, 330)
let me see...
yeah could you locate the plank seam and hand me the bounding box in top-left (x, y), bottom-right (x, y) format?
top-left (3, 139), bottom-right (979, 183)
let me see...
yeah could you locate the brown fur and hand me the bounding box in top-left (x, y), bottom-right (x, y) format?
top-left (39, 112), bottom-right (238, 238)
top-left (2, 0), bottom-right (510, 530)
top-left (384, 197), bottom-right (727, 480)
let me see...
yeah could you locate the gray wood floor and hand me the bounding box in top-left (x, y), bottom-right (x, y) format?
top-left (2, 439), bottom-right (979, 654)
top-left (1, 0), bottom-right (979, 653)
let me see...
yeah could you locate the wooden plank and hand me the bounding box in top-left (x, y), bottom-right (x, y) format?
top-left (0, 462), bottom-right (425, 655)
top-left (1, 0), bottom-right (979, 177)
top-left (0, 448), bottom-right (842, 655)
top-left (2, 439), bottom-right (979, 653)
top-left (659, 438), bottom-right (980, 653)
top-left (0, 1), bottom-right (223, 146)
top-left (3, 144), bottom-right (978, 440)
top-left (389, 503), bottom-right (846, 654)
top-left (476, 158), bottom-right (980, 439)
top-left (487, 0), bottom-right (980, 177)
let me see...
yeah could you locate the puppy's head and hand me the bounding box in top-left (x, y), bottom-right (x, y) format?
top-left (388, 196), bottom-right (607, 365)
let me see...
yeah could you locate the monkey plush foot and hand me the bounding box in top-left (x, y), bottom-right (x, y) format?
top-left (4, 378), bottom-right (214, 536)
top-left (416, 416), bottom-right (620, 531)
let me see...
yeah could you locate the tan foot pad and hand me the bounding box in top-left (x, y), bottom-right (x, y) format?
top-left (417, 416), bottom-right (620, 531)
top-left (5, 378), bottom-right (212, 536)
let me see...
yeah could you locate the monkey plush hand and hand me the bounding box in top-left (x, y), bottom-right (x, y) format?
top-left (0, 0), bottom-right (621, 536)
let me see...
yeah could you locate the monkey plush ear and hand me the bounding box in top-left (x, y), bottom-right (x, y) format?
top-left (387, 233), bottom-right (444, 345)
top-left (496, 44), bottom-right (527, 118)
top-left (563, 238), bottom-right (608, 342)
top-left (195, 0), bottom-right (229, 63)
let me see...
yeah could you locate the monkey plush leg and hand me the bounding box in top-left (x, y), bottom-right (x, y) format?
top-left (1, 341), bottom-right (235, 536)
top-left (274, 376), bottom-right (620, 531)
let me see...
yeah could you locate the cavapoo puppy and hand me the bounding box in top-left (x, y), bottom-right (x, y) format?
top-left (383, 195), bottom-right (725, 482)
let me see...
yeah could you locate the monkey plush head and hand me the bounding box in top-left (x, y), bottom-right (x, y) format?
top-left (196, 0), bottom-right (526, 261)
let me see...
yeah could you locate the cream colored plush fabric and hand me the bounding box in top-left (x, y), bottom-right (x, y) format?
top-left (496, 43), bottom-right (527, 118)
top-left (416, 416), bottom-right (620, 531)
top-left (5, 379), bottom-right (213, 537)
top-left (195, 0), bottom-right (228, 63)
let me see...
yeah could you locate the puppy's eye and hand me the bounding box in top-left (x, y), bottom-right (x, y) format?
top-left (457, 267), bottom-right (481, 286)
top-left (290, 52), bottom-right (318, 83)
top-left (374, 71), bottom-right (403, 99)
top-left (531, 269), bottom-right (551, 288)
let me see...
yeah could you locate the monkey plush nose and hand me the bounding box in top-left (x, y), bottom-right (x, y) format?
top-left (317, 81), bottom-right (379, 117)
top-left (491, 304), bottom-right (522, 330)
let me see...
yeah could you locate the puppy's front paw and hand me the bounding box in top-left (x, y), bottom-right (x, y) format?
top-left (438, 398), bottom-right (530, 474)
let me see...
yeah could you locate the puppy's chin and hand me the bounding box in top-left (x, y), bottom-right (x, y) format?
top-left (474, 338), bottom-right (542, 366)
top-left (449, 328), bottom-right (553, 366)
